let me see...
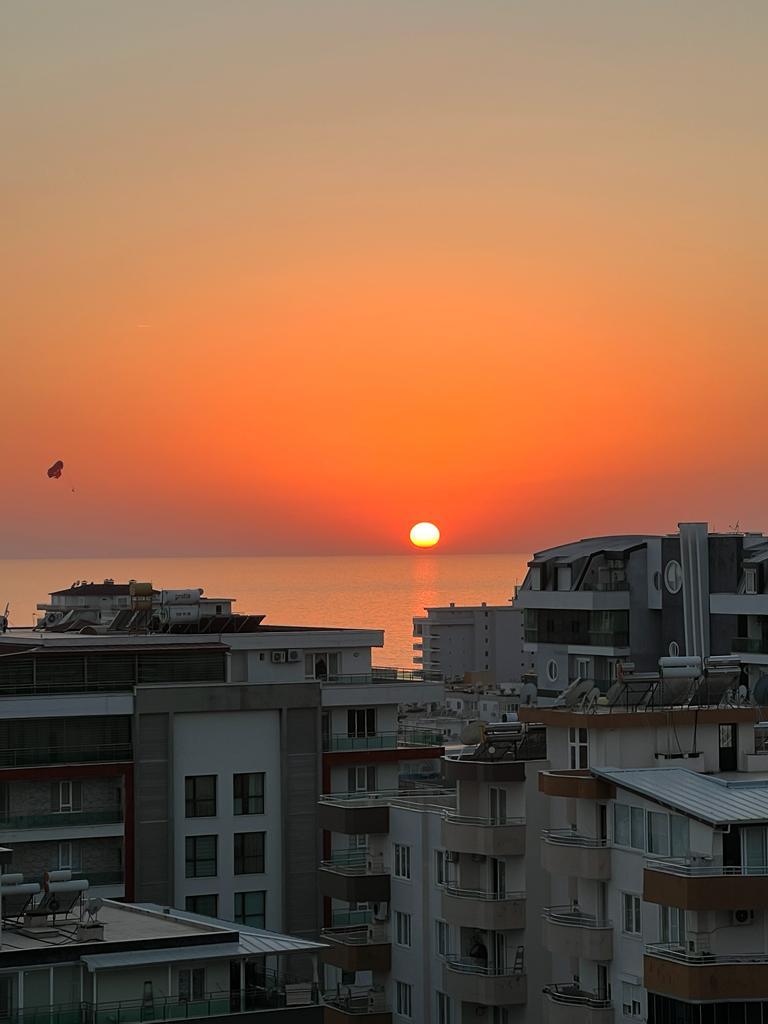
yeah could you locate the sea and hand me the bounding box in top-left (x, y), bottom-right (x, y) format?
top-left (0, 554), bottom-right (531, 667)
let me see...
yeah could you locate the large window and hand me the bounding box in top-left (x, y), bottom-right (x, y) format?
top-left (185, 835), bottom-right (217, 878)
top-left (568, 727), bottom-right (588, 769)
top-left (233, 773), bottom-right (264, 815)
top-left (185, 776), bottom-right (216, 818)
top-left (614, 803), bottom-right (689, 858)
top-left (347, 709), bottom-right (376, 738)
top-left (622, 893), bottom-right (642, 936)
top-left (185, 894), bottom-right (218, 918)
top-left (395, 981), bottom-right (412, 1019)
top-left (235, 891), bottom-right (266, 928)
top-left (395, 911), bottom-right (412, 947)
top-left (234, 832), bottom-right (265, 874)
top-left (305, 652), bottom-right (341, 681)
top-left (178, 969), bottom-right (205, 1002)
top-left (393, 844), bottom-right (411, 880)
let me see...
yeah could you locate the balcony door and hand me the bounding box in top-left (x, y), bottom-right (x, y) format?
top-left (489, 787), bottom-right (507, 825)
top-left (490, 858), bottom-right (506, 898)
top-left (492, 931), bottom-right (507, 972)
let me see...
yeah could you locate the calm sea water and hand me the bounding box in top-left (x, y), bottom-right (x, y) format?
top-left (0, 554), bottom-right (530, 667)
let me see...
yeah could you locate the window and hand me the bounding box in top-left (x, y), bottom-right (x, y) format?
top-left (233, 773), bottom-right (264, 815)
top-left (234, 832), bottom-right (265, 874)
top-left (185, 835), bottom-right (217, 878)
top-left (347, 708), bottom-right (376, 738)
top-left (568, 727), bottom-right (588, 769)
top-left (234, 891), bottom-right (266, 928)
top-left (185, 894), bottom-right (218, 917)
top-left (57, 841), bottom-right (81, 871)
top-left (348, 766), bottom-right (376, 792)
top-left (395, 910), bottom-right (412, 947)
top-left (647, 811), bottom-right (670, 856)
top-left (436, 991), bottom-right (452, 1024)
top-left (395, 981), bottom-right (412, 1018)
top-left (746, 568), bottom-right (758, 595)
top-left (670, 816), bottom-right (689, 858)
top-left (557, 566), bottom-right (572, 591)
top-left (547, 659), bottom-right (559, 683)
top-left (622, 893), bottom-right (642, 935)
top-left (185, 776), bottom-right (216, 818)
top-left (621, 982), bottom-right (642, 1018)
top-left (660, 905), bottom-right (686, 946)
top-left (178, 968), bottom-right (205, 1002)
top-left (576, 658), bottom-right (590, 681)
top-left (490, 1011), bottom-right (510, 1024)
top-left (52, 781), bottom-right (82, 813)
top-left (435, 919), bottom-right (450, 957)
top-left (630, 806), bottom-right (645, 849)
top-left (304, 652), bottom-right (340, 681)
top-left (614, 804), bottom-right (630, 846)
top-left (664, 560), bottom-right (683, 594)
top-left (669, 641), bottom-right (680, 657)
top-left (435, 850), bottom-right (447, 886)
top-left (530, 566), bottom-right (542, 591)
top-left (393, 844), bottom-right (411, 880)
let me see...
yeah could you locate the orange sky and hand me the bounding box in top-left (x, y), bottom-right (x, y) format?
top-left (2, 2), bottom-right (767, 557)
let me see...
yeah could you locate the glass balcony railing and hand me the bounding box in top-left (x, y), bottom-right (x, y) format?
top-left (76, 870), bottom-right (124, 887)
top-left (732, 637), bottom-right (768, 654)
top-left (0, 745), bottom-right (132, 769)
top-left (330, 908), bottom-right (373, 927)
top-left (324, 730), bottom-right (443, 752)
top-left (321, 666), bottom-right (442, 685)
top-left (0, 809), bottom-right (123, 831)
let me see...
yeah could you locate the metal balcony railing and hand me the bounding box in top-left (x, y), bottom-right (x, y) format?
top-left (0, 744), bottom-right (132, 769)
top-left (444, 956), bottom-right (522, 977)
top-left (541, 828), bottom-right (609, 848)
top-left (445, 812), bottom-right (525, 827)
top-left (543, 905), bottom-right (611, 929)
top-left (320, 851), bottom-right (387, 876)
top-left (544, 984), bottom-right (612, 1008)
top-left (0, 809), bottom-right (123, 831)
top-left (321, 666), bottom-right (442, 685)
top-left (645, 858), bottom-right (768, 876)
top-left (444, 885), bottom-right (525, 902)
top-left (646, 943), bottom-right (768, 965)
top-left (324, 730), bottom-right (443, 752)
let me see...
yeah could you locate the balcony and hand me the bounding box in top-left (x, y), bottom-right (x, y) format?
top-left (541, 830), bottom-right (611, 880)
top-left (441, 886), bottom-right (526, 930)
top-left (0, 809), bottom-right (123, 832)
top-left (643, 860), bottom-right (768, 910)
top-left (320, 926), bottom-right (390, 973)
top-left (542, 907), bottom-right (613, 961)
top-left (318, 787), bottom-right (454, 835)
top-left (442, 729), bottom-right (547, 783)
top-left (441, 813), bottom-right (525, 857)
top-left (538, 771), bottom-right (615, 801)
top-left (317, 850), bottom-right (390, 903)
top-left (0, 744), bottom-right (132, 769)
top-left (323, 987), bottom-right (390, 1023)
top-left (443, 958), bottom-right (527, 1006)
top-left (645, 944), bottom-right (768, 1001)
top-left (323, 730), bottom-right (443, 753)
top-left (543, 985), bottom-right (614, 1024)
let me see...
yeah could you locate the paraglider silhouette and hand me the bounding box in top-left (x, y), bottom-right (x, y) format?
top-left (47, 460), bottom-right (64, 479)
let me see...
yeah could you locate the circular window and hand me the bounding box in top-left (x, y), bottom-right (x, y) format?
top-left (669, 641), bottom-right (680, 657)
top-left (664, 560), bottom-right (683, 594)
top-left (547, 659), bottom-right (559, 682)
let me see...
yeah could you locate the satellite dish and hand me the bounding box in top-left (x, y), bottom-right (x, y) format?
top-left (460, 720), bottom-right (485, 745)
top-left (561, 677), bottom-right (594, 707)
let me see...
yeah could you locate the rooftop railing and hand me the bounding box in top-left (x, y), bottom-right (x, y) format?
top-left (322, 667), bottom-right (442, 685)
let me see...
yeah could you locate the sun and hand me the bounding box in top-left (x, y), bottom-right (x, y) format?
top-left (410, 522), bottom-right (440, 548)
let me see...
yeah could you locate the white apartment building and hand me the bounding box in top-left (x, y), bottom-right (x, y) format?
top-left (413, 605), bottom-right (532, 687)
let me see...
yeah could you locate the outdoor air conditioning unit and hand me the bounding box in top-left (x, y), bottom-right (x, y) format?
top-left (367, 922), bottom-right (388, 943)
top-left (686, 934), bottom-right (711, 956)
top-left (271, 651), bottom-right (286, 664)
top-left (368, 989), bottom-right (387, 1012)
top-left (287, 649), bottom-right (301, 662)
top-left (372, 901), bottom-right (389, 921)
top-left (732, 909), bottom-right (756, 926)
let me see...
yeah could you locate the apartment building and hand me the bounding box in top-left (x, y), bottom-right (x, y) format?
top-left (413, 605), bottom-right (532, 687)
top-left (0, 870), bottom-right (324, 1023)
top-left (317, 722), bottom-right (549, 1023)
top-left (519, 658), bottom-right (768, 1023)
top-left (516, 523), bottom-right (768, 697)
top-left (0, 580), bottom-right (444, 944)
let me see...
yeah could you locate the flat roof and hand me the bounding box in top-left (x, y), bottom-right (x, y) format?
top-left (593, 766), bottom-right (768, 826)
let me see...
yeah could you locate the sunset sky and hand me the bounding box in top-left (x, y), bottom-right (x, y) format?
top-left (2, 1), bottom-right (767, 557)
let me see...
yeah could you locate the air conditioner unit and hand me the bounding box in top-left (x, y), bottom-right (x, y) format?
top-left (271, 651), bottom-right (286, 664)
top-left (367, 922), bottom-right (388, 943)
top-left (287, 649), bottom-right (301, 662)
top-left (372, 901), bottom-right (389, 921)
top-left (368, 988), bottom-right (387, 1011)
top-left (445, 851), bottom-right (459, 863)
top-left (732, 908), bottom-right (756, 926)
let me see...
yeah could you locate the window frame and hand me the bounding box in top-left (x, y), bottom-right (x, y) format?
top-left (185, 834), bottom-right (217, 878)
top-left (395, 980), bottom-right (412, 1019)
top-left (622, 892), bottom-right (642, 936)
top-left (233, 773), bottom-right (265, 816)
top-left (394, 910), bottom-right (412, 948)
top-left (234, 831), bottom-right (266, 875)
top-left (234, 890), bottom-right (266, 928)
top-left (393, 843), bottom-right (411, 880)
top-left (185, 894), bottom-right (218, 918)
top-left (185, 775), bottom-right (217, 818)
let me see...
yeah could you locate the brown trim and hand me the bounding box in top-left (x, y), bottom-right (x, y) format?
top-left (324, 1009), bottom-right (391, 1024)
top-left (520, 707), bottom-right (760, 730)
top-left (0, 762), bottom-right (132, 781)
top-left (644, 867), bottom-right (768, 910)
top-left (645, 954), bottom-right (768, 1000)
top-left (442, 757), bottom-right (527, 783)
top-left (539, 770), bottom-right (615, 800)
top-left (322, 746), bottom-right (444, 767)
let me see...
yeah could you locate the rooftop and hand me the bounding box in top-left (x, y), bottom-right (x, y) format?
top-left (593, 766), bottom-right (768, 826)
